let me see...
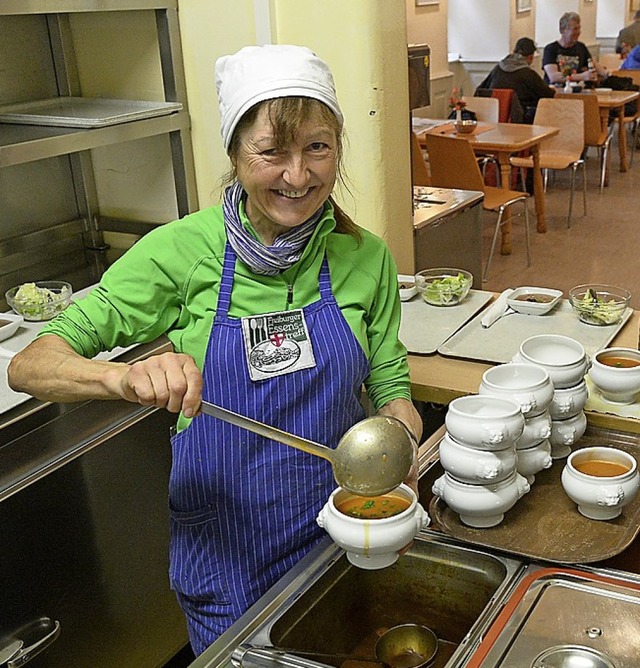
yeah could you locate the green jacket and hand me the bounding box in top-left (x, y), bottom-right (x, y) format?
top-left (42, 201), bottom-right (411, 424)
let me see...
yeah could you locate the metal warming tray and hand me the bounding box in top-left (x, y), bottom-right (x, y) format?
top-left (466, 565), bottom-right (640, 667)
top-left (421, 426), bottom-right (640, 564)
top-left (0, 97), bottom-right (183, 128)
top-left (437, 300), bottom-right (633, 364)
top-left (399, 289), bottom-right (492, 355)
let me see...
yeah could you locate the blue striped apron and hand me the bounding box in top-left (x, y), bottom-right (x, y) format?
top-left (168, 244), bottom-right (370, 654)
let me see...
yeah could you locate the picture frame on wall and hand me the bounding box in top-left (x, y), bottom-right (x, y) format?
top-left (516, 0), bottom-right (532, 12)
top-left (415, 0), bottom-right (439, 6)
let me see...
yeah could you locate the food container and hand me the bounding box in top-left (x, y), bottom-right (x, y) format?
top-left (5, 281), bottom-right (72, 321)
top-left (397, 274), bottom-right (418, 301)
top-left (594, 87), bottom-right (613, 96)
top-left (568, 284), bottom-right (630, 326)
top-left (415, 268), bottom-right (473, 307)
top-left (0, 312), bottom-right (24, 342)
top-left (506, 286), bottom-right (563, 316)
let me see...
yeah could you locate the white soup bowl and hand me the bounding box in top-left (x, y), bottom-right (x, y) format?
top-left (589, 347), bottom-right (640, 404)
top-left (513, 334), bottom-right (589, 389)
top-left (479, 363), bottom-right (554, 418)
top-left (549, 380), bottom-right (589, 420)
top-left (316, 484), bottom-right (429, 570)
top-left (445, 395), bottom-right (524, 450)
top-left (432, 470), bottom-right (530, 528)
top-left (438, 432), bottom-right (517, 484)
top-left (561, 446), bottom-right (640, 520)
top-left (516, 439), bottom-right (553, 484)
top-left (516, 410), bottom-right (552, 450)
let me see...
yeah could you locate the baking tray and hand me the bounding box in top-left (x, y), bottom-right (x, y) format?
top-left (421, 426), bottom-right (640, 564)
top-left (0, 97), bottom-right (183, 128)
top-left (399, 289), bottom-right (493, 355)
top-left (437, 299), bottom-right (632, 363)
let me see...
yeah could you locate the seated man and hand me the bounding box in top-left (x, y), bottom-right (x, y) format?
top-left (621, 44), bottom-right (640, 70)
top-left (616, 11), bottom-right (640, 56)
top-left (475, 37), bottom-right (555, 124)
top-left (543, 12), bottom-right (608, 86)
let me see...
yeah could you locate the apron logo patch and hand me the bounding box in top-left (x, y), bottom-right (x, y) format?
top-left (242, 309), bottom-right (316, 381)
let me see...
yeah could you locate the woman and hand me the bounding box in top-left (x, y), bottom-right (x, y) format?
top-left (8, 45), bottom-right (421, 653)
top-left (542, 12), bottom-right (608, 85)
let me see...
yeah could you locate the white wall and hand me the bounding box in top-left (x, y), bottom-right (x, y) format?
top-left (448, 0), bottom-right (510, 60)
top-left (597, 0), bottom-right (627, 38)
top-left (178, 0), bottom-right (416, 272)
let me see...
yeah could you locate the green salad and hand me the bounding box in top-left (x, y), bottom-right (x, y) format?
top-left (573, 288), bottom-right (625, 326)
top-left (423, 273), bottom-right (470, 306)
top-left (11, 282), bottom-right (71, 321)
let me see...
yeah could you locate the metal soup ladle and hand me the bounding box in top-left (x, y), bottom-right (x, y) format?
top-left (199, 401), bottom-right (415, 496)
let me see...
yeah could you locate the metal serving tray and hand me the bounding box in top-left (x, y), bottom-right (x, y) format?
top-left (399, 289), bottom-right (492, 355)
top-left (437, 299), bottom-right (632, 364)
top-left (466, 565), bottom-right (640, 667)
top-left (421, 426), bottom-right (640, 564)
top-left (0, 97), bottom-right (183, 128)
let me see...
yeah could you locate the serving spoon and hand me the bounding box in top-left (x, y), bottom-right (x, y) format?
top-left (199, 400), bottom-right (415, 496)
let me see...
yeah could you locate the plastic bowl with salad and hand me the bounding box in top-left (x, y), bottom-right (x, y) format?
top-left (568, 284), bottom-right (630, 326)
top-left (415, 268), bottom-right (473, 307)
top-left (6, 281), bottom-right (73, 321)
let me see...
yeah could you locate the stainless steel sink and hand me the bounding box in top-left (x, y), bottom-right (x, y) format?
top-left (226, 533), bottom-right (522, 668)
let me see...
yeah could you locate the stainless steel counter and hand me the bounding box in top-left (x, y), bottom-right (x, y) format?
top-left (0, 336), bottom-right (188, 667)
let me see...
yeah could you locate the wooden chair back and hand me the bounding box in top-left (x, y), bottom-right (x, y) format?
top-left (421, 133), bottom-right (485, 192)
top-left (411, 131), bottom-right (431, 186)
top-left (533, 98), bottom-right (585, 161)
top-left (464, 96), bottom-right (499, 123)
top-left (610, 69), bottom-right (640, 87)
top-left (600, 54), bottom-right (625, 71)
top-left (555, 92), bottom-right (606, 146)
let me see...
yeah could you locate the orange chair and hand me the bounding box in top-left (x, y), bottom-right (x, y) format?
top-left (411, 130), bottom-right (430, 186)
top-left (556, 92), bottom-right (612, 192)
top-left (422, 132), bottom-right (530, 282)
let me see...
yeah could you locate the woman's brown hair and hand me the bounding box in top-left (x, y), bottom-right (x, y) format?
top-left (221, 97), bottom-right (360, 240)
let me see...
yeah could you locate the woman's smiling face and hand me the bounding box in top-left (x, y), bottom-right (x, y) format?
top-left (234, 103), bottom-right (338, 245)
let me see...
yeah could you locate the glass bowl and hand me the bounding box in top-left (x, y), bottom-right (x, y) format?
top-left (6, 281), bottom-right (73, 321)
top-left (568, 284), bottom-right (630, 326)
top-left (415, 268), bottom-right (473, 306)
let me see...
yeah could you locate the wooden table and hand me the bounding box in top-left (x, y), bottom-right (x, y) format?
top-left (420, 123), bottom-right (559, 254)
top-left (408, 302), bottom-right (640, 434)
top-left (589, 89), bottom-right (639, 172)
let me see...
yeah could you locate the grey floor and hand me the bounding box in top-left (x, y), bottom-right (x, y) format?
top-left (481, 129), bottom-right (640, 311)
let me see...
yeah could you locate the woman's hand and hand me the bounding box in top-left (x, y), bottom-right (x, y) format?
top-left (377, 398), bottom-right (422, 496)
top-left (9, 335), bottom-right (203, 417)
top-left (107, 352), bottom-right (203, 416)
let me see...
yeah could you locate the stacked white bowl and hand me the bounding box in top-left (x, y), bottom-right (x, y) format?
top-left (479, 363), bottom-right (554, 484)
top-left (513, 335), bottom-right (589, 460)
top-left (432, 394), bottom-right (529, 528)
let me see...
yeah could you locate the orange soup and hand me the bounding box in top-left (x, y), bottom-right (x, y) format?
top-left (337, 493), bottom-right (411, 519)
top-left (599, 356), bottom-right (640, 369)
top-left (574, 459), bottom-right (631, 477)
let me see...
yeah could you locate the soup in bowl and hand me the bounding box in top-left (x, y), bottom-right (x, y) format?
top-left (317, 484), bottom-right (429, 570)
top-left (589, 347), bottom-right (640, 404)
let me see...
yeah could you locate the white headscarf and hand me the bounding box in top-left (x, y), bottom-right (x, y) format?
top-left (215, 44), bottom-right (343, 151)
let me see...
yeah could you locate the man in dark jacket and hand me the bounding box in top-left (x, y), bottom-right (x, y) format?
top-left (476, 37), bottom-right (555, 124)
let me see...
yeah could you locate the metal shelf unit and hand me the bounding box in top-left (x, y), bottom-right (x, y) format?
top-left (0, 0), bottom-right (198, 302)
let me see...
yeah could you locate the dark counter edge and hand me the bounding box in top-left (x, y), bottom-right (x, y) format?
top-left (0, 335), bottom-right (173, 503)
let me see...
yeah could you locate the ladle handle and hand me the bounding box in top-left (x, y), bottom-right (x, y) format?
top-left (199, 401), bottom-right (334, 463)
